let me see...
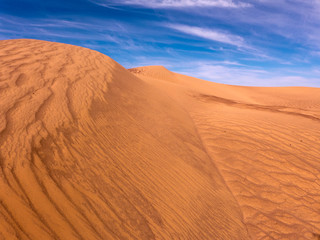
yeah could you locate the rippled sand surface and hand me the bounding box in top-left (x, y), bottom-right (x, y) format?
top-left (0, 39), bottom-right (319, 240)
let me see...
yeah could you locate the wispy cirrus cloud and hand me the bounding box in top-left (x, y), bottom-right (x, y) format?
top-left (168, 24), bottom-right (247, 48)
top-left (1, 0), bottom-right (320, 87)
top-left (91, 0), bottom-right (251, 8)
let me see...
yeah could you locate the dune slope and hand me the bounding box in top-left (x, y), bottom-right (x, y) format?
top-left (0, 40), bottom-right (250, 239)
top-left (130, 66), bottom-right (320, 240)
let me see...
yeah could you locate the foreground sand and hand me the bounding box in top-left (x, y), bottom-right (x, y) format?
top-left (0, 39), bottom-right (319, 239)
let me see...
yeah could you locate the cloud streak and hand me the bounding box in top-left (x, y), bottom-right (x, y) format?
top-left (168, 24), bottom-right (247, 48)
top-left (92, 0), bottom-right (251, 8)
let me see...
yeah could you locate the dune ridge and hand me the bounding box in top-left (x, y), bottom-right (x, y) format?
top-left (0, 39), bottom-right (319, 240)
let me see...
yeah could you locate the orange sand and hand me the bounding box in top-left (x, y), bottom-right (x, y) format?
top-left (0, 39), bottom-right (319, 240)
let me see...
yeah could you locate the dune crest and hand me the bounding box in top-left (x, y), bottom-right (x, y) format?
top-left (0, 40), bottom-right (250, 239)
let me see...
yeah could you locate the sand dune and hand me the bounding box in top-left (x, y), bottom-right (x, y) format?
top-left (0, 40), bottom-right (249, 240)
top-left (0, 39), bottom-right (319, 240)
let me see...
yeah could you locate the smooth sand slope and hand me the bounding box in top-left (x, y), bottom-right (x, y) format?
top-left (0, 39), bottom-right (319, 240)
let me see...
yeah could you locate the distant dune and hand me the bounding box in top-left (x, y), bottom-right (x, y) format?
top-left (0, 39), bottom-right (319, 240)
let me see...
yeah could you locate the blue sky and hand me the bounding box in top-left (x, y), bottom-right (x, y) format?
top-left (1, 0), bottom-right (320, 87)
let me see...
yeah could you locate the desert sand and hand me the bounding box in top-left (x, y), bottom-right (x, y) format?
top-left (0, 39), bottom-right (319, 240)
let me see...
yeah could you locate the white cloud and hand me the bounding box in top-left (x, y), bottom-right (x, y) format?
top-left (93, 0), bottom-right (251, 8)
top-left (175, 62), bottom-right (319, 87)
top-left (168, 24), bottom-right (246, 48)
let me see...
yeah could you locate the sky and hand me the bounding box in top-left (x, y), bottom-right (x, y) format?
top-left (1, 0), bottom-right (320, 87)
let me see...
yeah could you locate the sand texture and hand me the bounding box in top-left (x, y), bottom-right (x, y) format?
top-left (0, 39), bottom-right (319, 239)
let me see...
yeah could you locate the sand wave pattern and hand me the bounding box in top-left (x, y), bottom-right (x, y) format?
top-left (0, 39), bottom-right (319, 240)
